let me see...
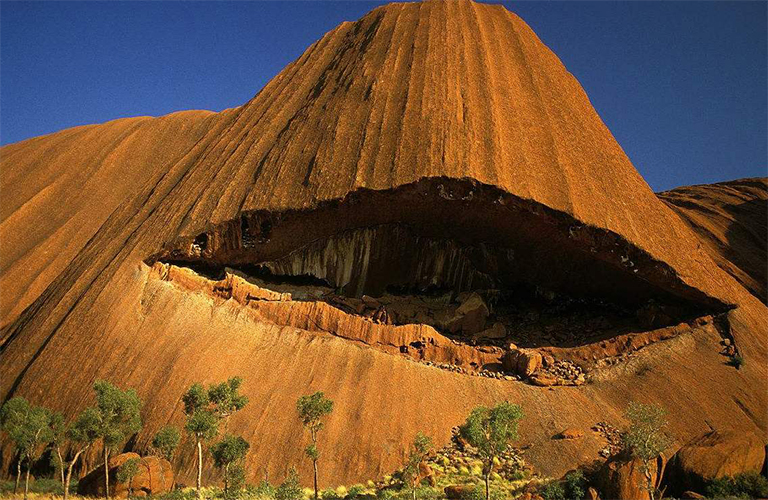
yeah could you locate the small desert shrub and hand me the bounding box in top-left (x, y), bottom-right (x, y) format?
top-left (152, 488), bottom-right (197, 500)
top-left (246, 479), bottom-right (276, 499)
top-left (538, 480), bottom-right (566, 500)
top-left (376, 488), bottom-right (398, 500)
top-left (347, 484), bottom-right (366, 498)
top-left (158, 489), bottom-right (205, 500)
top-left (563, 470), bottom-right (586, 500)
top-left (228, 464), bottom-right (247, 495)
top-left (704, 472), bottom-right (768, 499)
top-left (507, 470), bottom-right (527, 481)
top-left (321, 488), bottom-right (342, 500)
top-left (0, 478), bottom-right (71, 495)
top-left (275, 468), bottom-right (303, 500)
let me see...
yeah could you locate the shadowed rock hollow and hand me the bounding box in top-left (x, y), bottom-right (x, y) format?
top-left (1, 0), bottom-right (766, 488)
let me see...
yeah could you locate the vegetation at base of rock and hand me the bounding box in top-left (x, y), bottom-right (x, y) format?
top-left (704, 472), bottom-right (768, 499)
top-left (183, 377), bottom-right (249, 499)
top-left (211, 434), bottom-right (250, 497)
top-left (458, 402), bottom-right (523, 500)
top-left (116, 457), bottom-right (141, 496)
top-left (402, 433), bottom-right (434, 500)
top-left (0, 478), bottom-right (78, 496)
top-left (297, 392), bottom-right (334, 500)
top-left (92, 380), bottom-right (143, 499)
top-left (563, 470), bottom-right (586, 500)
top-left (246, 480), bottom-right (276, 499)
top-left (275, 467), bottom-right (303, 500)
top-left (0, 397), bottom-right (55, 500)
top-left (622, 401), bottom-right (672, 500)
top-left (4, 380), bottom-right (735, 500)
top-left (537, 480), bottom-right (565, 500)
top-left (153, 426), bottom-right (182, 461)
top-left (537, 470), bottom-right (586, 500)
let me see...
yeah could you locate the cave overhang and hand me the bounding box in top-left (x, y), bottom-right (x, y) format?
top-left (146, 177), bottom-right (729, 316)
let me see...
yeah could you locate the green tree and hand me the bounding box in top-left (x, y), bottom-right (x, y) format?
top-left (23, 406), bottom-right (53, 500)
top-left (208, 377), bottom-right (249, 430)
top-left (0, 398), bottom-right (56, 500)
top-left (150, 425), bottom-right (180, 492)
top-left (275, 467), bottom-right (303, 500)
top-left (116, 457), bottom-right (142, 497)
top-left (91, 380), bottom-right (143, 499)
top-left (183, 377), bottom-right (248, 499)
top-left (296, 391), bottom-right (333, 500)
top-left (61, 407), bottom-right (101, 500)
top-left (459, 402), bottom-right (523, 500)
top-left (211, 434), bottom-right (250, 497)
top-left (151, 425), bottom-right (181, 461)
top-left (623, 402), bottom-right (672, 500)
top-left (401, 432), bottom-right (433, 500)
top-left (3, 399), bottom-right (55, 500)
top-left (0, 397), bottom-right (33, 495)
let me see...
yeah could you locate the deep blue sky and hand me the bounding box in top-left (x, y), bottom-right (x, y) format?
top-left (1, 1), bottom-right (765, 191)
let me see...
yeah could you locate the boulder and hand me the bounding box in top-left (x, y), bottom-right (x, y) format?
top-left (594, 451), bottom-right (665, 500)
top-left (472, 322), bottom-right (506, 340)
top-left (529, 372), bottom-right (558, 387)
top-left (586, 486), bottom-right (601, 500)
top-left (502, 349), bottom-right (542, 377)
top-left (664, 430), bottom-right (766, 496)
top-left (77, 453), bottom-right (174, 498)
top-left (556, 428), bottom-right (584, 440)
top-left (445, 484), bottom-right (476, 499)
top-left (446, 293), bottom-right (489, 335)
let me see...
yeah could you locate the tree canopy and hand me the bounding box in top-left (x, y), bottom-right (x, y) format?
top-left (151, 426), bottom-right (181, 461)
top-left (92, 380), bottom-right (142, 450)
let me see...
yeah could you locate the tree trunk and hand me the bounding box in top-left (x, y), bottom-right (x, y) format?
top-left (57, 448), bottom-right (65, 486)
top-left (313, 459), bottom-right (319, 500)
top-left (412, 485), bottom-right (417, 500)
top-left (484, 472), bottom-right (490, 500)
top-left (14, 457), bottom-right (21, 494)
top-left (24, 460), bottom-right (31, 500)
top-left (64, 464), bottom-right (73, 500)
top-left (103, 444), bottom-right (110, 499)
top-left (224, 463), bottom-right (229, 497)
top-left (646, 467), bottom-right (656, 500)
top-left (64, 449), bottom-right (83, 500)
top-left (196, 439), bottom-right (203, 500)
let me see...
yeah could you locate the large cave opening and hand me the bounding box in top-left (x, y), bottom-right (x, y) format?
top-left (150, 178), bottom-right (727, 349)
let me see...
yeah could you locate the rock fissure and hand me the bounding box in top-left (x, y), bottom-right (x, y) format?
top-left (149, 257), bottom-right (721, 387)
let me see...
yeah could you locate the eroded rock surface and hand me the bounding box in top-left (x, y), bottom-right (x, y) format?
top-left (663, 430), bottom-right (767, 496)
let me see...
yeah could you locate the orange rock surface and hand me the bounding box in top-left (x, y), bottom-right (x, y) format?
top-left (1, 0), bottom-right (765, 488)
top-left (660, 178), bottom-right (767, 304)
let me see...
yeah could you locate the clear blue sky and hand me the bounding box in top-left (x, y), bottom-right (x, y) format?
top-left (1, 1), bottom-right (765, 191)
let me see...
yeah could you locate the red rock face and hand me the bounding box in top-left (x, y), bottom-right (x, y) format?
top-left (660, 178), bottom-right (768, 304)
top-left (0, 0), bottom-right (766, 488)
top-left (595, 451), bottom-right (666, 500)
top-left (664, 430), bottom-right (767, 496)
